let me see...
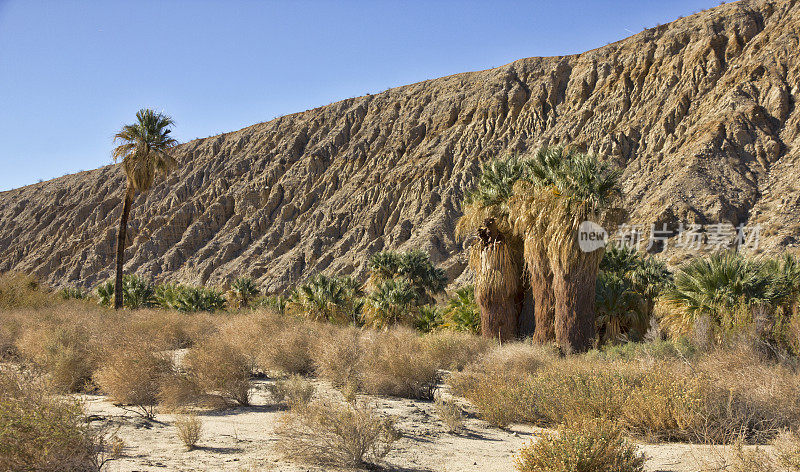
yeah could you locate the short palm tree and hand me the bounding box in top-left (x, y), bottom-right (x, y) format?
top-left (456, 155), bottom-right (528, 341)
top-left (600, 245), bottom-right (672, 337)
top-left (231, 277), bottom-right (260, 309)
top-left (289, 274), bottom-right (361, 323)
top-left (663, 252), bottom-right (781, 337)
top-left (364, 278), bottom-right (421, 328)
top-left (443, 285), bottom-right (481, 334)
top-left (367, 250), bottom-right (446, 304)
top-left (595, 272), bottom-right (644, 344)
top-left (111, 109), bottom-right (178, 309)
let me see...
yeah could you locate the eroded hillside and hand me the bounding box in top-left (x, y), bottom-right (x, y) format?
top-left (1, 0), bottom-right (799, 291)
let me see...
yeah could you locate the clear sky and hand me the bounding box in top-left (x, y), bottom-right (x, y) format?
top-left (0, 0), bottom-right (721, 191)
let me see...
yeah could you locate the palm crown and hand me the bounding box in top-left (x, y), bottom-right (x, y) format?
top-left (112, 109), bottom-right (178, 191)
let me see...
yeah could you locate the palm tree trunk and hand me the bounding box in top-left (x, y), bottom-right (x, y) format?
top-left (524, 236), bottom-right (556, 343)
top-left (471, 241), bottom-right (521, 342)
top-left (114, 186), bottom-right (134, 309)
top-left (552, 262), bottom-right (598, 353)
top-left (531, 266), bottom-right (556, 343)
top-left (478, 294), bottom-right (519, 341)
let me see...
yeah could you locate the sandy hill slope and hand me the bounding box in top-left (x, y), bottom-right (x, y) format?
top-left (1, 0), bottom-right (799, 291)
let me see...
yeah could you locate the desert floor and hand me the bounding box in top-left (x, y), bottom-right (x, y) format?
top-left (82, 377), bottom-right (759, 472)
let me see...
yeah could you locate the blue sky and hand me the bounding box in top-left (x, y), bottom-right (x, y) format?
top-left (0, 0), bottom-right (721, 191)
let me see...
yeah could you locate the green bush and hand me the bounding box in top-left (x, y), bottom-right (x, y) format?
top-left (515, 420), bottom-right (645, 472)
top-left (155, 283), bottom-right (226, 312)
top-left (59, 286), bottom-right (89, 301)
top-left (442, 285), bottom-right (480, 334)
top-left (96, 274), bottom-right (156, 309)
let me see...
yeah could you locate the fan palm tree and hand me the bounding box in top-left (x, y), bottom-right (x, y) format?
top-left (289, 274), bottom-right (361, 323)
top-left (231, 276), bottom-right (260, 309)
top-left (513, 148), bottom-right (623, 352)
top-left (509, 147), bottom-right (571, 343)
top-left (111, 109), bottom-right (178, 309)
top-left (456, 155), bottom-right (528, 341)
top-left (363, 278), bottom-right (421, 328)
top-left (367, 249), bottom-right (446, 304)
top-left (595, 272), bottom-right (644, 344)
top-left (600, 245), bottom-right (672, 338)
top-left (663, 252), bottom-right (781, 337)
top-left (443, 285), bottom-right (481, 334)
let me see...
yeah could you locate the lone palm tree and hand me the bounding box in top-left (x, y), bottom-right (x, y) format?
top-left (111, 109), bottom-right (178, 309)
top-left (456, 156), bottom-right (528, 341)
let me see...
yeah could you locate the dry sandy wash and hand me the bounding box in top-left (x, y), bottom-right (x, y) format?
top-left (82, 378), bottom-right (754, 472)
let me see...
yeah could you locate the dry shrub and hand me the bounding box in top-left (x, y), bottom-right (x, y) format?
top-left (185, 339), bottom-right (252, 406)
top-left (449, 343), bottom-right (561, 428)
top-left (452, 343), bottom-right (800, 442)
top-left (276, 400), bottom-right (398, 467)
top-left (94, 343), bottom-right (174, 419)
top-left (175, 414), bottom-right (203, 450)
top-left (693, 344), bottom-right (800, 442)
top-left (268, 374), bottom-right (316, 409)
top-left (0, 318), bottom-right (22, 358)
top-left (126, 309), bottom-right (212, 351)
top-left (157, 373), bottom-right (226, 412)
top-left (311, 325), bottom-right (363, 389)
top-left (257, 320), bottom-right (316, 376)
top-left (515, 420), bottom-right (645, 472)
top-left (0, 272), bottom-right (55, 309)
top-left (470, 342), bottom-right (560, 377)
top-left (434, 395), bottom-right (464, 433)
top-left (16, 324), bottom-right (99, 392)
top-left (775, 430), bottom-right (800, 470)
top-left (423, 330), bottom-right (492, 371)
top-left (449, 370), bottom-right (528, 428)
top-left (217, 313), bottom-right (271, 365)
top-left (0, 368), bottom-right (112, 472)
top-left (360, 327), bottom-right (439, 399)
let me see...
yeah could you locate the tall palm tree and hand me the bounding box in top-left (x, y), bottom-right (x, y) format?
top-left (509, 147), bottom-right (570, 343)
top-left (513, 148), bottom-right (622, 352)
top-left (456, 155), bottom-right (528, 341)
top-left (111, 109), bottom-right (178, 309)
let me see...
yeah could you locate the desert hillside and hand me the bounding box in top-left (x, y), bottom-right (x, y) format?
top-left (1, 0), bottom-right (799, 291)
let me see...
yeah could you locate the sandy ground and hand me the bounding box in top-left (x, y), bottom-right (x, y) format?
top-left (79, 377), bottom-right (764, 472)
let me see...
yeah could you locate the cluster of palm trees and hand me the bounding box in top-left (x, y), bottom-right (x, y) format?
top-left (284, 250), bottom-right (451, 329)
top-left (457, 147), bottom-right (624, 352)
top-left (106, 111), bottom-right (799, 355)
